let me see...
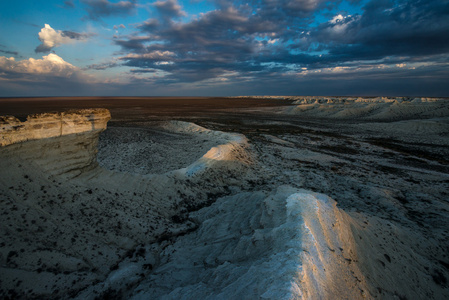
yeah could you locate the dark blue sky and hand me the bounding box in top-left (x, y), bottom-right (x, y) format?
top-left (1, 0), bottom-right (448, 97)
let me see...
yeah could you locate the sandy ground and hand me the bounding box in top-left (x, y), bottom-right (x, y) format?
top-left (1, 97), bottom-right (449, 299)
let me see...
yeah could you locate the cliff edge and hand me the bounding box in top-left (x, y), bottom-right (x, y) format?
top-left (0, 108), bottom-right (111, 147)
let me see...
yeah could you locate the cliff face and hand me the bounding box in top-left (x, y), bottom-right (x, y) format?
top-left (0, 109), bottom-right (111, 147)
top-left (0, 109), bottom-right (111, 180)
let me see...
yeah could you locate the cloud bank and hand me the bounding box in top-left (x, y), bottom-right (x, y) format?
top-left (0, 53), bottom-right (78, 77)
top-left (0, 53), bottom-right (106, 97)
top-left (2, 0), bottom-right (449, 96)
top-left (110, 0), bottom-right (449, 90)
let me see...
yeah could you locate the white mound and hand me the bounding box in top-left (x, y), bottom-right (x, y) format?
top-left (163, 121), bottom-right (251, 177)
top-left (131, 186), bottom-right (367, 299)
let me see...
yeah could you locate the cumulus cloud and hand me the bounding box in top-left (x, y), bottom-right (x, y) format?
top-left (81, 0), bottom-right (137, 21)
top-left (0, 53), bottom-right (78, 77)
top-left (0, 53), bottom-right (105, 96)
top-left (35, 24), bottom-right (91, 53)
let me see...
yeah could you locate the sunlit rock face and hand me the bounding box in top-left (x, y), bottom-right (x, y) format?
top-left (130, 186), bottom-right (368, 300)
top-left (0, 108), bottom-right (111, 146)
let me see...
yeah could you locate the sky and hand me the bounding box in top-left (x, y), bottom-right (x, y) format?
top-left (0, 0), bottom-right (448, 97)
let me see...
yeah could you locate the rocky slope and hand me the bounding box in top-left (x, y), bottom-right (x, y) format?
top-left (0, 110), bottom-right (253, 298)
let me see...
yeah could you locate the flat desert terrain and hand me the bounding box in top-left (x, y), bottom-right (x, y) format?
top-left (1, 96), bottom-right (448, 299)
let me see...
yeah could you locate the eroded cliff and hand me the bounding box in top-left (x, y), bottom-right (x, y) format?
top-left (0, 109), bottom-right (111, 147)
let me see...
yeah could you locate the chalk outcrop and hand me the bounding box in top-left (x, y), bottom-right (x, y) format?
top-left (0, 109), bottom-right (111, 146)
top-left (283, 96), bottom-right (449, 120)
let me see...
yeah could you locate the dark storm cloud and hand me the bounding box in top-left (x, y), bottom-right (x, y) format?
top-left (81, 0), bottom-right (137, 21)
top-left (120, 2), bottom-right (278, 81)
top-left (114, 0), bottom-right (449, 87)
top-left (299, 0), bottom-right (449, 63)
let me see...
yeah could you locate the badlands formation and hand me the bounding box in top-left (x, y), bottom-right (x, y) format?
top-left (0, 97), bottom-right (449, 299)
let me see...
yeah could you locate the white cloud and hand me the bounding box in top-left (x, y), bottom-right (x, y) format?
top-left (0, 53), bottom-right (78, 77)
top-left (35, 24), bottom-right (88, 53)
top-left (396, 63), bottom-right (406, 68)
top-left (330, 14), bottom-right (345, 24)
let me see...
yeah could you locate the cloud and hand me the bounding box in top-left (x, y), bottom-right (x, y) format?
top-left (35, 24), bottom-right (91, 53)
top-left (118, 2), bottom-right (308, 83)
top-left (153, 0), bottom-right (186, 20)
top-left (137, 19), bottom-right (160, 31)
top-left (121, 51), bottom-right (176, 60)
top-left (84, 60), bottom-right (120, 70)
top-left (113, 36), bottom-right (152, 53)
top-left (0, 53), bottom-right (78, 77)
top-left (113, 24), bottom-right (126, 30)
top-left (0, 53), bottom-right (105, 96)
top-left (0, 44), bottom-right (18, 56)
top-left (64, 0), bottom-right (449, 96)
top-left (286, 0), bottom-right (326, 14)
top-left (129, 68), bottom-right (156, 73)
top-left (0, 49), bottom-right (19, 56)
top-left (81, 0), bottom-right (137, 21)
top-left (64, 0), bottom-right (75, 8)
top-left (298, 0), bottom-right (449, 62)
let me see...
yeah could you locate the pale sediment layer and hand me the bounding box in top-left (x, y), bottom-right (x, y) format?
top-left (0, 108), bottom-right (111, 147)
